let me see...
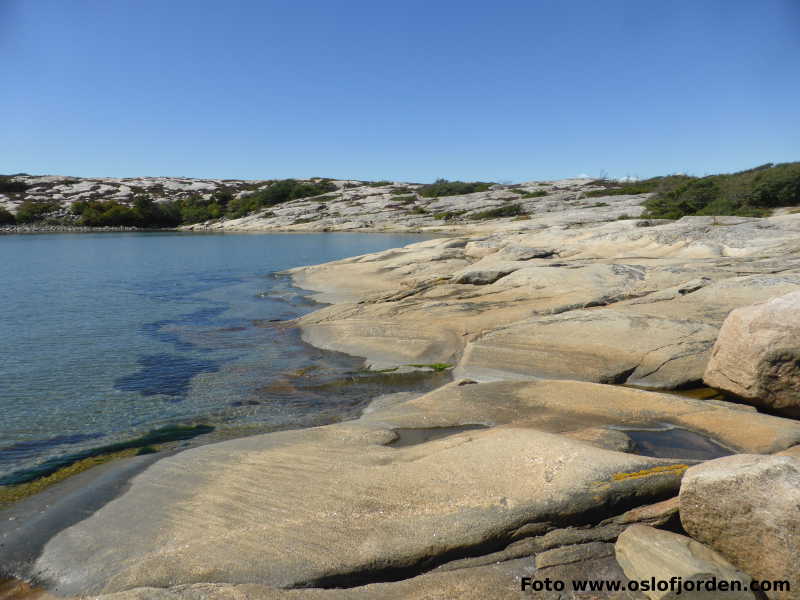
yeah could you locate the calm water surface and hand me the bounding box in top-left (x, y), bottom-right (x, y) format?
top-left (0, 232), bottom-right (440, 483)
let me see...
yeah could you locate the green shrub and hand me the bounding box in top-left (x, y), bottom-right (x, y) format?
top-left (418, 179), bottom-right (493, 198)
top-left (391, 195), bottom-right (416, 204)
top-left (469, 203), bottom-right (525, 220)
top-left (512, 189), bottom-right (548, 198)
top-left (642, 162), bottom-right (800, 219)
top-left (226, 179), bottom-right (337, 218)
top-left (71, 196), bottom-right (182, 227)
top-left (433, 210), bottom-right (466, 220)
top-left (363, 180), bottom-right (392, 187)
top-left (585, 175), bottom-right (694, 198)
top-left (0, 176), bottom-right (28, 195)
top-left (15, 200), bottom-right (62, 223)
top-left (390, 187), bottom-right (414, 195)
top-left (0, 206), bottom-right (16, 225)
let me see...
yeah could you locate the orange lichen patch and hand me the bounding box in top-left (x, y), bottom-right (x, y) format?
top-left (611, 464), bottom-right (689, 482)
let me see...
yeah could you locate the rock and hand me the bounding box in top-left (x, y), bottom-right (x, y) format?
top-left (459, 309), bottom-right (718, 388)
top-left (32, 382), bottom-right (696, 596)
top-left (704, 291), bottom-right (800, 416)
top-left (495, 245), bottom-right (557, 261)
top-left (615, 524), bottom-right (753, 600)
top-left (285, 212), bottom-right (800, 384)
top-left (680, 455), bottom-right (800, 599)
top-left (463, 239), bottom-right (500, 258)
top-left (367, 379), bottom-right (800, 455)
top-left (601, 496), bottom-right (680, 528)
top-left (776, 445), bottom-right (800, 459)
top-left (535, 541), bottom-right (614, 569)
top-left (88, 558), bottom-right (537, 600)
top-left (452, 260), bottom-right (524, 284)
top-left (563, 427), bottom-right (634, 452)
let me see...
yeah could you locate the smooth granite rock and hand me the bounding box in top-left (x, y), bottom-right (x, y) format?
top-left (704, 291), bottom-right (800, 416)
top-left (615, 525), bottom-right (752, 600)
top-left (32, 380), bottom-right (707, 596)
top-left (287, 215), bottom-right (800, 387)
top-left (680, 455), bottom-right (800, 599)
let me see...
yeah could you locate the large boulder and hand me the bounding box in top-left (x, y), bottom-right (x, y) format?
top-left (680, 455), bottom-right (800, 599)
top-left (704, 291), bottom-right (800, 416)
top-left (615, 524), bottom-right (752, 600)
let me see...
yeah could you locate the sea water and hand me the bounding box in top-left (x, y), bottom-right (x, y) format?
top-left (0, 231), bottom-right (440, 484)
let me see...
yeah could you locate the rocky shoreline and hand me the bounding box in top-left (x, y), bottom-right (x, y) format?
top-left (0, 225), bottom-right (143, 234)
top-left (3, 195), bottom-right (800, 598)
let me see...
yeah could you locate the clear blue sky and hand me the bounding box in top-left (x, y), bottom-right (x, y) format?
top-left (2, 0), bottom-right (798, 182)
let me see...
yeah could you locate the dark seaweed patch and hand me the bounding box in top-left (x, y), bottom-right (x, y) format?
top-left (114, 354), bottom-right (219, 398)
top-left (0, 424), bottom-right (214, 486)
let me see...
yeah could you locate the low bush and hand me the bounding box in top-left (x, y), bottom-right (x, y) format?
top-left (226, 179), bottom-right (337, 218)
top-left (433, 210), bottom-right (466, 220)
top-left (643, 162), bottom-right (800, 219)
top-left (390, 187), bottom-right (414, 195)
top-left (0, 176), bottom-right (28, 195)
top-left (585, 175), bottom-right (693, 198)
top-left (72, 196), bottom-right (182, 227)
top-left (15, 200), bottom-right (62, 223)
top-left (512, 189), bottom-right (548, 198)
top-left (469, 203), bottom-right (525, 220)
top-left (418, 179), bottom-right (493, 198)
top-left (0, 206), bottom-right (16, 225)
top-left (363, 180), bottom-right (392, 187)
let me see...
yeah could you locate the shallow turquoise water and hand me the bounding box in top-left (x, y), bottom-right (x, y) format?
top-left (0, 231), bottom-right (439, 483)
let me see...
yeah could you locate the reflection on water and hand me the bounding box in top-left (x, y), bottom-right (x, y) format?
top-left (610, 423), bottom-right (734, 461)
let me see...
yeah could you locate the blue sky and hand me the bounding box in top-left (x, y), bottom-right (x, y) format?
top-left (2, 0), bottom-right (798, 182)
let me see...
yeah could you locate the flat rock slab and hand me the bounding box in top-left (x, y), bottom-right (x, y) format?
top-left (365, 380), bottom-right (800, 455)
top-left (459, 309), bottom-right (718, 388)
top-left (289, 219), bottom-right (800, 387)
top-left (32, 381), bottom-right (704, 596)
top-left (89, 558), bottom-right (537, 600)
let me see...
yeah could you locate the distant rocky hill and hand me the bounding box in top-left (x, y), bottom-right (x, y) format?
top-left (3, 162), bottom-right (797, 231)
top-left (0, 174), bottom-right (268, 213)
top-left (0, 174), bottom-right (651, 232)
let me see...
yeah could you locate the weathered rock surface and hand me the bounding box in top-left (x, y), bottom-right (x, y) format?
top-left (22, 380), bottom-right (800, 596)
top-left (704, 291), bottom-right (800, 416)
top-left (289, 215), bottom-right (800, 386)
top-left (680, 455), bottom-right (800, 599)
top-left (31, 379), bottom-right (753, 596)
top-left (86, 558), bottom-right (536, 600)
top-left (535, 541), bottom-right (615, 569)
top-left (615, 525), bottom-right (753, 600)
top-left (459, 310), bottom-right (719, 387)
